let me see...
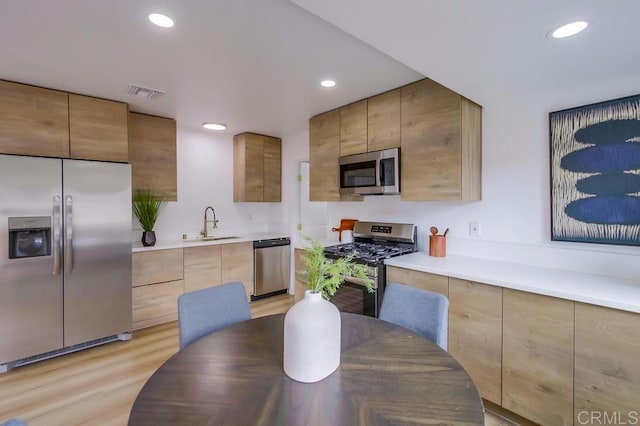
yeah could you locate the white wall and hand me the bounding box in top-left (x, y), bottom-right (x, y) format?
top-left (279, 78), bottom-right (640, 281)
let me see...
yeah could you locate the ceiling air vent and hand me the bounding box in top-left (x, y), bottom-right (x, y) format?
top-left (125, 84), bottom-right (165, 100)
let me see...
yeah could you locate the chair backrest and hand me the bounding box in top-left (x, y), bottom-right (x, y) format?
top-left (379, 282), bottom-right (449, 350)
top-left (178, 281), bottom-right (251, 350)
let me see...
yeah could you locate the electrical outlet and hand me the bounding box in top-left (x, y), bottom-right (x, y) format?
top-left (469, 221), bottom-right (481, 237)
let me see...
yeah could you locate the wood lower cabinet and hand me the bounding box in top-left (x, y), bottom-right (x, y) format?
top-left (502, 289), bottom-right (574, 426)
top-left (128, 112), bottom-right (177, 201)
top-left (574, 303), bottom-right (640, 423)
top-left (184, 243), bottom-right (254, 301)
top-left (400, 78), bottom-right (481, 201)
top-left (221, 242), bottom-right (254, 300)
top-left (69, 94), bottom-right (128, 162)
top-left (131, 249), bottom-right (184, 330)
top-left (448, 278), bottom-right (502, 405)
top-left (183, 245), bottom-right (222, 293)
top-left (386, 266), bottom-right (449, 297)
top-left (340, 100), bottom-right (367, 156)
top-left (367, 89), bottom-right (400, 152)
top-left (233, 132), bottom-right (281, 202)
top-left (0, 80), bottom-right (69, 158)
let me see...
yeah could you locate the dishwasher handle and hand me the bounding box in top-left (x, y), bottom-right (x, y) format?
top-left (253, 237), bottom-right (290, 249)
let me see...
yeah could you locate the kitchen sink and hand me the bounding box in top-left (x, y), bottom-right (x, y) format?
top-left (183, 236), bottom-right (240, 243)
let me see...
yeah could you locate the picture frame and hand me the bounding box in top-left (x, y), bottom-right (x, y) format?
top-left (549, 94), bottom-right (640, 246)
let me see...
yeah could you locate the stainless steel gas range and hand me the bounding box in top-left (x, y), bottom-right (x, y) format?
top-left (323, 221), bottom-right (417, 317)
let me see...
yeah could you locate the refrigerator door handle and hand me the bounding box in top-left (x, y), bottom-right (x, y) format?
top-left (52, 195), bottom-right (62, 276)
top-left (64, 195), bottom-right (74, 274)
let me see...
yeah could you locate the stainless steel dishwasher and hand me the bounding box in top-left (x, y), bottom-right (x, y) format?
top-left (252, 237), bottom-right (291, 300)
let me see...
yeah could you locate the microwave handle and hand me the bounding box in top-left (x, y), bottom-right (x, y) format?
top-left (376, 158), bottom-right (382, 187)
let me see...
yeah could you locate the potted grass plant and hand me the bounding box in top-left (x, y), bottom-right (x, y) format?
top-left (283, 237), bottom-right (372, 383)
top-left (132, 189), bottom-right (163, 247)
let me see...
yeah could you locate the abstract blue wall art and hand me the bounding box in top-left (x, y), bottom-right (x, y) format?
top-left (550, 94), bottom-right (640, 246)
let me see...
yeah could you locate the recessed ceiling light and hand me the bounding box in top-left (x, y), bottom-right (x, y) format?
top-left (149, 13), bottom-right (174, 28)
top-left (550, 21), bottom-right (588, 39)
top-left (203, 123), bottom-right (227, 131)
top-left (320, 80), bottom-right (336, 88)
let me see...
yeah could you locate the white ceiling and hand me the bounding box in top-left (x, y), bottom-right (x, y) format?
top-left (0, 0), bottom-right (421, 138)
top-left (2, 1), bottom-right (638, 139)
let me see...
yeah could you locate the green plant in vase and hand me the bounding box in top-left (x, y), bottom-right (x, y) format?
top-left (300, 237), bottom-right (373, 299)
top-left (133, 189), bottom-right (163, 247)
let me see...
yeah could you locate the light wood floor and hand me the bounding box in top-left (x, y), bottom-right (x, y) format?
top-left (1, 294), bottom-right (515, 425)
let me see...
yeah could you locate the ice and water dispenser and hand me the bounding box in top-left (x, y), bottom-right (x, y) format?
top-left (8, 216), bottom-right (52, 259)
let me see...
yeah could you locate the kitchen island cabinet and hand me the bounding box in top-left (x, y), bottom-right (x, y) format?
top-left (384, 254), bottom-right (640, 425)
top-left (128, 112), bottom-right (177, 201)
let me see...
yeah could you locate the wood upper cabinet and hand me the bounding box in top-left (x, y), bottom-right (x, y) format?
top-left (340, 100), bottom-right (367, 156)
top-left (400, 78), bottom-right (481, 201)
top-left (574, 303), bottom-right (640, 423)
top-left (233, 132), bottom-right (281, 202)
top-left (128, 112), bottom-right (177, 201)
top-left (309, 110), bottom-right (341, 202)
top-left (502, 289), bottom-right (574, 426)
top-left (0, 80), bottom-right (70, 158)
top-left (448, 278), bottom-right (503, 405)
top-left (69, 94), bottom-right (128, 162)
top-left (367, 89), bottom-right (400, 152)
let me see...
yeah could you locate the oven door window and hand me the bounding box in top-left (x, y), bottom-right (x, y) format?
top-left (340, 161), bottom-right (376, 188)
top-left (330, 282), bottom-right (376, 317)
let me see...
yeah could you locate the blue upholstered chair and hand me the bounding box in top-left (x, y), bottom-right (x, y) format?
top-left (1, 419), bottom-right (28, 426)
top-left (379, 282), bottom-right (449, 350)
top-left (177, 281), bottom-right (251, 350)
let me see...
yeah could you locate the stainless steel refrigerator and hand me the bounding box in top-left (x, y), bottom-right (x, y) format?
top-left (0, 154), bottom-right (132, 372)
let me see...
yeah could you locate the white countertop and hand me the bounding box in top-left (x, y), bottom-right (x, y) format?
top-left (132, 232), bottom-right (290, 252)
top-left (385, 252), bottom-right (640, 314)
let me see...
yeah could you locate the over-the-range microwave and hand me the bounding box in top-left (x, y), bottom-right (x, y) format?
top-left (339, 147), bottom-right (400, 196)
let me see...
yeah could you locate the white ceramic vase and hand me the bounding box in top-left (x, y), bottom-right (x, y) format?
top-left (283, 290), bottom-right (341, 383)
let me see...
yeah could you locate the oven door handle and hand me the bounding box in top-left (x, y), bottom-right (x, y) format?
top-left (343, 275), bottom-right (377, 289)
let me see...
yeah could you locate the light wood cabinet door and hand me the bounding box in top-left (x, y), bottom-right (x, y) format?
top-left (309, 110), bottom-right (341, 201)
top-left (449, 278), bottom-right (502, 405)
top-left (263, 136), bottom-right (281, 202)
top-left (368, 89), bottom-right (400, 152)
top-left (575, 303), bottom-right (640, 423)
top-left (221, 242), bottom-right (254, 301)
top-left (502, 289), bottom-right (574, 426)
top-left (69, 94), bottom-right (128, 162)
top-left (386, 266), bottom-right (449, 297)
top-left (132, 280), bottom-right (183, 330)
top-left (132, 249), bottom-right (184, 287)
top-left (0, 80), bottom-right (69, 157)
top-left (128, 112), bottom-right (177, 201)
top-left (183, 245), bottom-right (222, 293)
top-left (400, 78), bottom-right (481, 201)
top-left (340, 100), bottom-right (367, 156)
top-left (233, 133), bottom-right (281, 202)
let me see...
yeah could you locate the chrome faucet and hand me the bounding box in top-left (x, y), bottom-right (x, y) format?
top-left (202, 206), bottom-right (219, 237)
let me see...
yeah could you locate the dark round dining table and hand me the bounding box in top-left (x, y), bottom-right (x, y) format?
top-left (128, 313), bottom-right (484, 425)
